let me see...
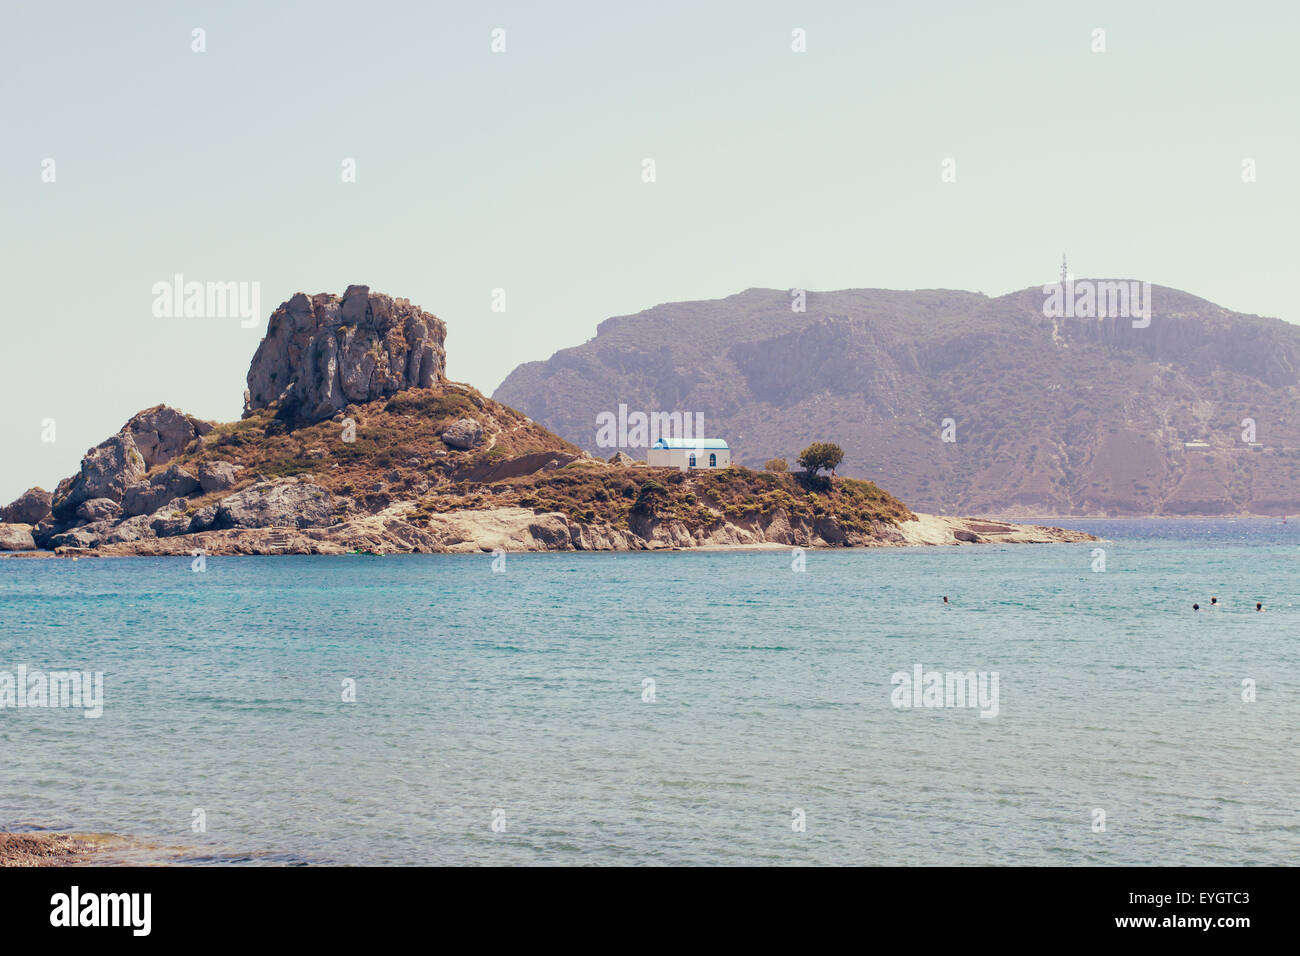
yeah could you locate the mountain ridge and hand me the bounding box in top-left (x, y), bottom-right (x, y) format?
top-left (494, 282), bottom-right (1300, 516)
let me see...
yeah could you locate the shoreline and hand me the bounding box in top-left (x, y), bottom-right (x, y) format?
top-left (1, 511), bottom-right (1095, 558)
top-left (0, 830), bottom-right (274, 867)
top-left (5, 512), bottom-right (1285, 563)
top-left (0, 832), bottom-right (118, 867)
top-left (978, 514), bottom-right (1295, 521)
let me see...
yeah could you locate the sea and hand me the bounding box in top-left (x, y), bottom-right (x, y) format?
top-left (1, 518), bottom-right (1296, 865)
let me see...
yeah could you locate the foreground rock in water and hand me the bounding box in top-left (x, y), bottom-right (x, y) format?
top-left (0, 524), bottom-right (36, 551)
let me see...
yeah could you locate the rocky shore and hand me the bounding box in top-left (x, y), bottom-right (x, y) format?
top-left (0, 496), bottom-right (1091, 558)
top-left (0, 832), bottom-right (102, 867)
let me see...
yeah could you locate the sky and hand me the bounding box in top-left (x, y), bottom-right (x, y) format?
top-left (1, 0), bottom-right (1297, 501)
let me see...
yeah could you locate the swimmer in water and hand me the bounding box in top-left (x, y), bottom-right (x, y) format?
top-left (943, 596), bottom-right (949, 605)
top-left (1193, 603), bottom-right (1200, 611)
top-left (1256, 602), bottom-right (1264, 612)
top-left (1209, 596), bottom-right (1219, 608)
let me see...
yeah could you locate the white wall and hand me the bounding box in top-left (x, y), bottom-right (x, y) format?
top-left (646, 448), bottom-right (731, 469)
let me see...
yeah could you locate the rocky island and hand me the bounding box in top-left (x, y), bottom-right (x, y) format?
top-left (0, 287), bottom-right (1092, 557)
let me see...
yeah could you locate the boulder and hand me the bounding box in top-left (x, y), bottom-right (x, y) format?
top-left (48, 520), bottom-right (114, 549)
top-left (188, 504), bottom-right (220, 533)
top-left (122, 465), bottom-right (200, 517)
top-left (150, 498), bottom-right (193, 537)
top-left (0, 524), bottom-right (36, 551)
top-left (124, 405), bottom-right (212, 468)
top-left (608, 451), bottom-right (637, 466)
top-left (76, 498), bottom-right (123, 523)
top-left (120, 482), bottom-right (158, 518)
top-left (214, 480), bottom-right (336, 530)
top-left (441, 418), bottom-right (483, 450)
top-left (51, 433), bottom-right (147, 519)
top-left (31, 516), bottom-right (66, 549)
top-left (243, 287), bottom-right (447, 426)
top-left (1, 487), bottom-right (52, 525)
top-left (153, 464), bottom-right (200, 498)
top-left (103, 515), bottom-right (156, 544)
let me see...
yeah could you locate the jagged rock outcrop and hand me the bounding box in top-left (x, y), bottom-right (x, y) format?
top-left (243, 285), bottom-right (447, 426)
top-left (51, 433), bottom-right (146, 519)
top-left (1, 487), bottom-right (52, 525)
top-left (51, 406), bottom-right (212, 520)
top-left (127, 405), bottom-right (214, 468)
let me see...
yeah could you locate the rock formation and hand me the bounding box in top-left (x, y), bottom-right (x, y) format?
top-left (0, 524), bottom-right (36, 551)
top-left (49, 406), bottom-right (213, 522)
top-left (212, 480), bottom-right (340, 530)
top-left (243, 285), bottom-right (446, 426)
top-left (1, 487), bottom-right (52, 525)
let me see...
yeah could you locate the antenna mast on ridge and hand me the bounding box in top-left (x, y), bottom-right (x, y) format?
top-left (1060, 253), bottom-right (1068, 286)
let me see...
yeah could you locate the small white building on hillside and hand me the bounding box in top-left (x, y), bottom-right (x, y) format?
top-left (646, 437), bottom-right (731, 470)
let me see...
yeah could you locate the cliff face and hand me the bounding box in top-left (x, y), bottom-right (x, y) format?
top-left (495, 284), bottom-right (1300, 516)
top-left (244, 285), bottom-right (447, 426)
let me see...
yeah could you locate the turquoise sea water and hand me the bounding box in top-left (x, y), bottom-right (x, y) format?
top-left (1, 518), bottom-right (1297, 865)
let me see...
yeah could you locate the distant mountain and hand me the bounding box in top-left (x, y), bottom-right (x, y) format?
top-left (494, 283), bottom-right (1300, 516)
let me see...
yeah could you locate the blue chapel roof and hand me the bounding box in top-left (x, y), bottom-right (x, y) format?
top-left (652, 438), bottom-right (729, 450)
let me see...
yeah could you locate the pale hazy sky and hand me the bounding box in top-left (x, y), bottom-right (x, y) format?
top-left (2, 0), bottom-right (1296, 501)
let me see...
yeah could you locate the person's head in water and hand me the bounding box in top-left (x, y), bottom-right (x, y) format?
top-left (943, 596), bottom-right (949, 604)
top-left (1193, 603), bottom-right (1200, 611)
top-left (1257, 602), bottom-right (1263, 611)
top-left (1210, 596), bottom-right (1218, 605)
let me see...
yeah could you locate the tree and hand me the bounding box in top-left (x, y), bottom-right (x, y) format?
top-left (764, 458), bottom-right (788, 472)
top-left (633, 479), bottom-right (668, 516)
top-left (797, 442), bottom-right (843, 481)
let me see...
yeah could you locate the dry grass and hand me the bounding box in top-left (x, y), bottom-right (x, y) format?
top-left (410, 463), bottom-right (913, 532)
top-left (127, 384), bottom-right (912, 536)
top-left (154, 383), bottom-right (582, 512)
